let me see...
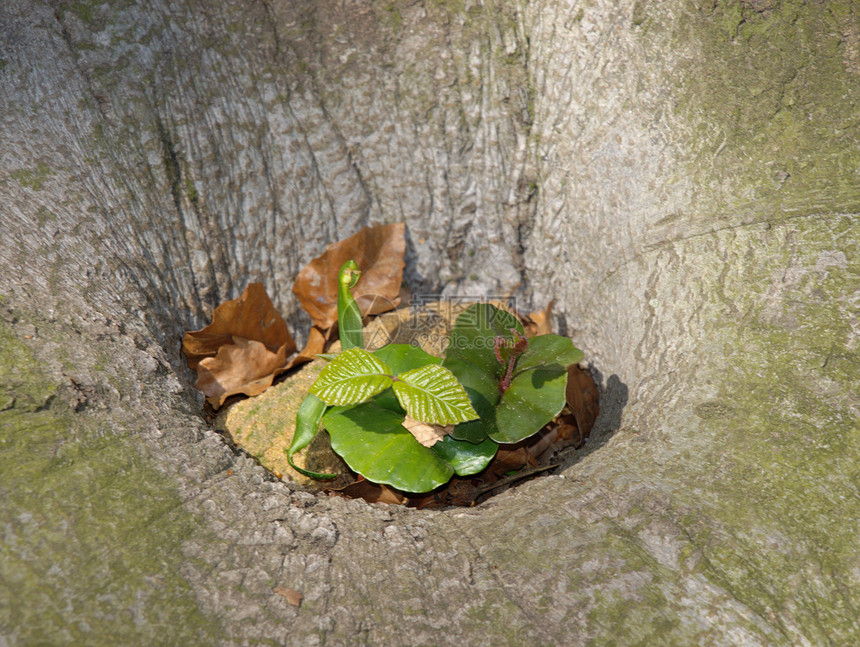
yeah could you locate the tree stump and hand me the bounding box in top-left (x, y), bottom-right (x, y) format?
top-left (1, 1), bottom-right (858, 644)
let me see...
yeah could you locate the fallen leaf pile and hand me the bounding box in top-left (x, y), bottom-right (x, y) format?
top-left (182, 283), bottom-right (297, 408)
top-left (183, 223), bottom-right (406, 408)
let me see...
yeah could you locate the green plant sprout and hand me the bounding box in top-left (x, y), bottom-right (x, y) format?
top-left (287, 260), bottom-right (584, 494)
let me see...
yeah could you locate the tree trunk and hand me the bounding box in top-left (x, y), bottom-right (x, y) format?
top-left (1, 0), bottom-right (857, 644)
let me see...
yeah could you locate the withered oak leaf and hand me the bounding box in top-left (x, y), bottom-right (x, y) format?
top-left (292, 223), bottom-right (406, 331)
top-left (182, 283), bottom-right (296, 408)
top-left (566, 365), bottom-right (599, 439)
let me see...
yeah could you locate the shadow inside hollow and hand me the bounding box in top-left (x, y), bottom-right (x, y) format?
top-left (561, 370), bottom-right (628, 470)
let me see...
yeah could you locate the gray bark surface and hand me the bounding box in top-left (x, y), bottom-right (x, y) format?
top-left (1, 0), bottom-right (858, 645)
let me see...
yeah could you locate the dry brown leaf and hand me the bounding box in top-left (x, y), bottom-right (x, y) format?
top-left (183, 283), bottom-right (294, 369)
top-left (492, 445), bottom-right (536, 477)
top-left (566, 365), bottom-right (600, 438)
top-left (182, 283), bottom-right (296, 408)
top-left (273, 587), bottom-right (303, 607)
top-left (554, 419), bottom-right (583, 445)
top-left (195, 337), bottom-right (289, 408)
top-left (326, 478), bottom-right (407, 505)
top-left (522, 426), bottom-right (561, 462)
top-left (292, 223), bottom-right (406, 331)
top-left (401, 415), bottom-right (454, 447)
top-left (284, 326), bottom-right (327, 371)
top-left (523, 299), bottom-right (555, 337)
top-left (181, 331), bottom-right (234, 371)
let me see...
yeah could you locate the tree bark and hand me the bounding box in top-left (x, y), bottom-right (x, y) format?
top-left (1, 0), bottom-right (857, 644)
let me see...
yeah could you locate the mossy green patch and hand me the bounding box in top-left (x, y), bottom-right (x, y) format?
top-left (374, 0), bottom-right (404, 32)
top-left (36, 206), bottom-right (58, 226)
top-left (11, 162), bottom-right (54, 191)
top-left (56, 0), bottom-right (130, 29)
top-left (665, 10), bottom-right (860, 639)
top-left (0, 325), bottom-right (57, 413)
top-left (675, 0), bottom-right (860, 219)
top-left (675, 216), bottom-right (860, 643)
top-left (184, 176), bottom-right (199, 205)
top-left (0, 320), bottom-right (220, 644)
top-left (461, 588), bottom-right (539, 647)
top-left (66, 0), bottom-right (98, 25)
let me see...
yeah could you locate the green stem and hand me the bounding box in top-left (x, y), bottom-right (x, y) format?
top-left (287, 260), bottom-right (364, 480)
top-left (287, 393), bottom-right (337, 480)
top-left (338, 260), bottom-right (363, 350)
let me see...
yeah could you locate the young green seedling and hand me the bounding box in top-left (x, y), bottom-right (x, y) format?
top-left (287, 259), bottom-right (585, 494)
top-left (443, 304), bottom-right (584, 445)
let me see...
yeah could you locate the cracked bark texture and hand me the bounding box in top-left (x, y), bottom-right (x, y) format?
top-left (1, 0), bottom-right (858, 645)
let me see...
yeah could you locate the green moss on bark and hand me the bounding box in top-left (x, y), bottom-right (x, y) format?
top-left (676, 0), bottom-right (860, 219)
top-left (676, 216), bottom-right (860, 644)
top-left (11, 162), bottom-right (54, 191)
top-left (0, 322), bottom-right (220, 644)
top-left (610, 4), bottom-right (860, 641)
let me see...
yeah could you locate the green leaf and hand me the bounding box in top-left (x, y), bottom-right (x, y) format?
top-left (431, 434), bottom-right (498, 476)
top-left (443, 303), bottom-right (524, 379)
top-left (491, 334), bottom-right (581, 443)
top-left (370, 344), bottom-right (442, 414)
top-left (443, 357), bottom-right (500, 406)
top-left (442, 358), bottom-right (497, 443)
top-left (337, 260), bottom-right (363, 350)
top-left (310, 347), bottom-right (393, 405)
top-left (369, 386), bottom-right (402, 415)
top-left (443, 304), bottom-right (522, 442)
top-left (323, 402), bottom-right (454, 493)
top-left (393, 364), bottom-right (479, 425)
top-left (448, 411), bottom-right (494, 443)
top-left (373, 344), bottom-right (441, 374)
top-left (492, 364), bottom-right (569, 443)
top-left (513, 334), bottom-right (584, 375)
top-left (443, 310), bottom-right (585, 446)
top-left (286, 393), bottom-right (337, 479)
top-left (448, 419), bottom-right (492, 444)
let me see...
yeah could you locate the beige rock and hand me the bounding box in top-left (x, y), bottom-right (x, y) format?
top-left (213, 358), bottom-right (351, 489)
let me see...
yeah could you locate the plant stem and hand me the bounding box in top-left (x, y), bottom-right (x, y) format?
top-left (495, 328), bottom-right (528, 394)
